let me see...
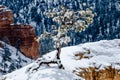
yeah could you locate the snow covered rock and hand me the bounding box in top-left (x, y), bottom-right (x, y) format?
top-left (43, 39), bottom-right (120, 80)
top-left (0, 41), bottom-right (32, 76)
top-left (60, 39), bottom-right (120, 80)
top-left (1, 39), bottom-right (120, 80)
top-left (0, 62), bottom-right (82, 80)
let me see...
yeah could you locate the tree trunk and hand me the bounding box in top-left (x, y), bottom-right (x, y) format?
top-left (32, 45), bottom-right (64, 70)
top-left (56, 45), bottom-right (61, 59)
top-left (56, 45), bottom-right (64, 69)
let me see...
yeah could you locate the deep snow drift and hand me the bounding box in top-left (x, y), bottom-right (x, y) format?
top-left (1, 39), bottom-right (120, 80)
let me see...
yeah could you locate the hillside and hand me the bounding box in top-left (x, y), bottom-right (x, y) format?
top-left (0, 0), bottom-right (120, 54)
top-left (1, 39), bottom-right (120, 80)
top-left (0, 41), bottom-right (32, 76)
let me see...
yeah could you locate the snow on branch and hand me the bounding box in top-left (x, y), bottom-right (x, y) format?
top-left (36, 4), bottom-right (96, 69)
top-left (38, 4), bottom-right (96, 48)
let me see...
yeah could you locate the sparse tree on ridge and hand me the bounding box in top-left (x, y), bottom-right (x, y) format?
top-left (37, 3), bottom-right (96, 69)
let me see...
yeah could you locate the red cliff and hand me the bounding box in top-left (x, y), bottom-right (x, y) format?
top-left (0, 5), bottom-right (40, 59)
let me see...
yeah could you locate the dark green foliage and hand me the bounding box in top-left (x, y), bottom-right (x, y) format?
top-left (0, 42), bottom-right (23, 75)
top-left (0, 0), bottom-right (120, 54)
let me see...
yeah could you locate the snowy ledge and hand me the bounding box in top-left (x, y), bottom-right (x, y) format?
top-left (44, 39), bottom-right (120, 71)
top-left (1, 39), bottom-right (120, 80)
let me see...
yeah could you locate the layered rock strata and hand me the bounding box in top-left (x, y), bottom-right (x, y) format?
top-left (0, 5), bottom-right (40, 59)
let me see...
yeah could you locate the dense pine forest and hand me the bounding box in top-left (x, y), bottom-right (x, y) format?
top-left (0, 0), bottom-right (120, 54)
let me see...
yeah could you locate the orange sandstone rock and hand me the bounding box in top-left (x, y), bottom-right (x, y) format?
top-left (0, 5), bottom-right (40, 59)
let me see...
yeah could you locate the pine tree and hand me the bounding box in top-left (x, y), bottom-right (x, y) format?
top-left (2, 42), bottom-right (11, 74)
top-left (37, 4), bottom-right (96, 69)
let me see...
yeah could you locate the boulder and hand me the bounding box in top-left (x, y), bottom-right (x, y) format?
top-left (0, 5), bottom-right (40, 59)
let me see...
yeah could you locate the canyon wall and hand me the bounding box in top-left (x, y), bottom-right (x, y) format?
top-left (0, 5), bottom-right (40, 59)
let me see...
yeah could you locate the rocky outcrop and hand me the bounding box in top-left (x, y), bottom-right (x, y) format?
top-left (57, 39), bottom-right (120, 80)
top-left (73, 52), bottom-right (120, 80)
top-left (77, 66), bottom-right (120, 80)
top-left (0, 5), bottom-right (14, 26)
top-left (0, 5), bottom-right (40, 59)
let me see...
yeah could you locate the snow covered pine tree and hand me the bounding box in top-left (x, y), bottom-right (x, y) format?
top-left (37, 3), bottom-right (96, 69)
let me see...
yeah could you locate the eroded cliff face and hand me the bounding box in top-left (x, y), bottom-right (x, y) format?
top-left (0, 5), bottom-right (40, 59)
top-left (73, 49), bottom-right (120, 80)
top-left (78, 66), bottom-right (120, 80)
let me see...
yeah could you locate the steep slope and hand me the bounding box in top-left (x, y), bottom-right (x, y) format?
top-left (0, 41), bottom-right (32, 76)
top-left (1, 39), bottom-right (120, 80)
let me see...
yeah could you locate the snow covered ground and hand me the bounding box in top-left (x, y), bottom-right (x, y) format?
top-left (44, 39), bottom-right (120, 71)
top-left (0, 64), bottom-right (81, 80)
top-left (1, 39), bottom-right (120, 80)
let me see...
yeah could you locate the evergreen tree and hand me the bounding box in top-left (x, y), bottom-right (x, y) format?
top-left (37, 4), bottom-right (96, 68)
top-left (2, 42), bottom-right (11, 74)
top-left (1, 0), bottom-right (120, 54)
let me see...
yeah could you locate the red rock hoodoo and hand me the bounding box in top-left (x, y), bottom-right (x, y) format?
top-left (0, 5), bottom-right (40, 59)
